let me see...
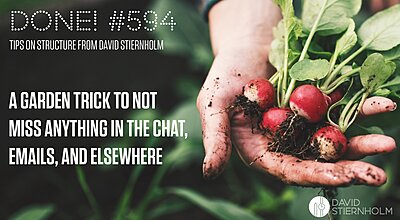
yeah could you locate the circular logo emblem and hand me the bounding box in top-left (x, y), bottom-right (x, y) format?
top-left (309, 196), bottom-right (330, 218)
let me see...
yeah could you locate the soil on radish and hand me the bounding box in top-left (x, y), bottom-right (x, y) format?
top-left (233, 94), bottom-right (264, 130)
top-left (263, 113), bottom-right (327, 161)
top-left (234, 83), bottom-right (341, 162)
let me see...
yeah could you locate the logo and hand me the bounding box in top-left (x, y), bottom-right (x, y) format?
top-left (309, 196), bottom-right (330, 218)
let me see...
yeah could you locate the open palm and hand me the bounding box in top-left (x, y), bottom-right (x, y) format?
top-left (197, 50), bottom-right (396, 186)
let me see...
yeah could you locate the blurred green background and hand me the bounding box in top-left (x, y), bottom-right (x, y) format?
top-left (0, 0), bottom-right (399, 219)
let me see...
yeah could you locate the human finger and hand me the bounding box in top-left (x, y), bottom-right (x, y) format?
top-left (345, 134), bottom-right (396, 160)
top-left (360, 96), bottom-right (397, 116)
top-left (251, 152), bottom-right (387, 186)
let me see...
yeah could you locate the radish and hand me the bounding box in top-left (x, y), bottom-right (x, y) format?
top-left (260, 107), bottom-right (292, 133)
top-left (243, 79), bottom-right (275, 110)
top-left (311, 125), bottom-right (348, 161)
top-left (289, 85), bottom-right (329, 123)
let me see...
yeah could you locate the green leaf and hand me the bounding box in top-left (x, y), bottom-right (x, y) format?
top-left (302, 0), bottom-right (361, 36)
top-left (355, 124), bottom-right (385, 134)
top-left (373, 88), bottom-right (391, 97)
top-left (373, 74), bottom-right (400, 99)
top-left (269, 27), bottom-right (285, 70)
top-left (358, 4), bottom-right (400, 51)
top-left (167, 187), bottom-right (263, 220)
top-left (360, 53), bottom-right (396, 93)
top-left (9, 204), bottom-right (54, 220)
top-left (391, 91), bottom-right (400, 99)
top-left (289, 59), bottom-right (330, 81)
top-left (335, 19), bottom-right (357, 56)
top-left (376, 75), bottom-right (400, 99)
top-left (274, 0), bottom-right (295, 17)
top-left (269, 33), bottom-right (301, 70)
top-left (340, 65), bottom-right (354, 75)
top-left (382, 45), bottom-right (400, 61)
top-left (269, 0), bottom-right (302, 71)
top-left (378, 75), bottom-right (400, 89)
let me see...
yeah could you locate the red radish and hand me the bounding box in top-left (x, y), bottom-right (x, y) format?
top-left (311, 125), bottom-right (348, 161)
top-left (243, 79), bottom-right (275, 110)
top-left (289, 85), bottom-right (329, 123)
top-left (260, 107), bottom-right (292, 133)
top-left (328, 88), bottom-right (344, 105)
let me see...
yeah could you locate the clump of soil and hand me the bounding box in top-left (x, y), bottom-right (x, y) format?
top-left (234, 95), bottom-right (263, 119)
top-left (233, 94), bottom-right (264, 130)
top-left (262, 113), bottom-right (327, 161)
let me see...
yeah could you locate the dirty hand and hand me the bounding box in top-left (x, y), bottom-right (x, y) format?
top-left (197, 44), bottom-right (397, 186)
top-left (198, 0), bottom-right (397, 187)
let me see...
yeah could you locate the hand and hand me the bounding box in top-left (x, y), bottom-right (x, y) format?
top-left (230, 97), bottom-right (397, 186)
top-left (197, 47), bottom-right (397, 187)
top-left (369, 0), bottom-right (400, 12)
top-left (198, 0), bottom-right (397, 187)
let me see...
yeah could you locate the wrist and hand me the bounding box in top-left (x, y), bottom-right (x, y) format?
top-left (216, 43), bottom-right (270, 63)
top-left (208, 44), bottom-right (272, 81)
top-left (208, 0), bottom-right (281, 56)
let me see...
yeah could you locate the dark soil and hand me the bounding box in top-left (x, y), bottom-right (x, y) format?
top-left (233, 94), bottom-right (264, 131)
top-left (258, 111), bottom-right (327, 161)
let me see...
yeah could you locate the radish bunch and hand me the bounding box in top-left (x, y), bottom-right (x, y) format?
top-left (235, 0), bottom-right (400, 161)
top-left (240, 80), bottom-right (345, 160)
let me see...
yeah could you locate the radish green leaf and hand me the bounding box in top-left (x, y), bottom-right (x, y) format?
top-left (335, 20), bottom-right (357, 57)
top-left (360, 53), bottom-right (396, 93)
top-left (269, 0), bottom-right (302, 71)
top-left (289, 59), bottom-right (330, 81)
top-left (358, 4), bottom-right (400, 51)
top-left (381, 45), bottom-right (400, 61)
top-left (302, 0), bottom-right (361, 36)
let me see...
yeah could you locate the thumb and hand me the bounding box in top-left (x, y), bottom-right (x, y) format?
top-left (197, 91), bottom-right (232, 180)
